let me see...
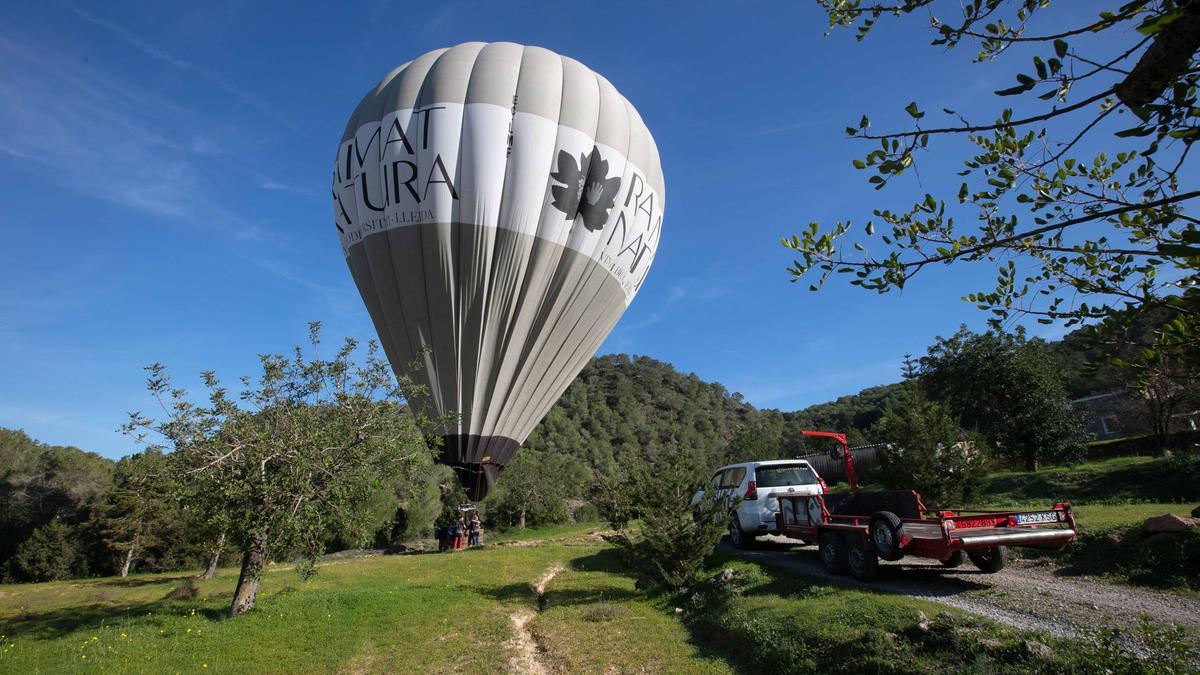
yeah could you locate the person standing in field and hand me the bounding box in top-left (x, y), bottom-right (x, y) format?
top-left (468, 513), bottom-right (482, 547)
top-left (453, 514), bottom-right (466, 550)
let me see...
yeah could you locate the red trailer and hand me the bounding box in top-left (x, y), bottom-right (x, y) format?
top-left (776, 431), bottom-right (1077, 581)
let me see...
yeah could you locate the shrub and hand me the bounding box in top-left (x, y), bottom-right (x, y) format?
top-left (1062, 525), bottom-right (1200, 590)
top-left (571, 502), bottom-right (600, 523)
top-left (615, 457), bottom-right (730, 589)
top-left (6, 520), bottom-right (83, 582)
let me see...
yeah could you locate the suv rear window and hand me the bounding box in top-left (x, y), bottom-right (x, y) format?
top-left (720, 467), bottom-right (746, 489)
top-left (755, 464), bottom-right (818, 488)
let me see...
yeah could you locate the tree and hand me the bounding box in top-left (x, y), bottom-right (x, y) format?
top-left (784, 1), bottom-right (1200, 375)
top-left (92, 449), bottom-right (178, 577)
top-left (876, 362), bottom-right (989, 507)
top-left (486, 447), bottom-right (589, 529)
top-left (614, 455), bottom-right (731, 589)
top-left (5, 520), bottom-right (81, 582)
top-left (0, 428), bottom-right (113, 571)
top-left (123, 323), bottom-right (437, 617)
top-left (919, 327), bottom-right (1086, 470)
top-left (1135, 357), bottom-right (1200, 451)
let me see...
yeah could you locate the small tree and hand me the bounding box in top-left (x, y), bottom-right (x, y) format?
top-left (876, 371), bottom-right (989, 508)
top-left (614, 456), bottom-right (731, 589)
top-left (123, 323), bottom-right (437, 617)
top-left (1135, 357), bottom-right (1199, 452)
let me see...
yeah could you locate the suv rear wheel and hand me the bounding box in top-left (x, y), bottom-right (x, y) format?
top-left (729, 517), bottom-right (756, 550)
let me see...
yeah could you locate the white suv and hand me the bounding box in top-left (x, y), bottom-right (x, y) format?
top-left (696, 460), bottom-right (825, 548)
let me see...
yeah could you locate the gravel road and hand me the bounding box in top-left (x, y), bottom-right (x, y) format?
top-left (725, 537), bottom-right (1200, 642)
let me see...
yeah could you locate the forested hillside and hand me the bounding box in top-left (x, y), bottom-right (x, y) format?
top-left (525, 354), bottom-right (758, 475)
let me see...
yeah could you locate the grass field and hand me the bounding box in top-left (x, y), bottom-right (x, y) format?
top-left (0, 526), bottom-right (731, 674)
top-left (2, 522), bottom-right (1172, 674)
top-left (978, 455), bottom-right (1199, 508)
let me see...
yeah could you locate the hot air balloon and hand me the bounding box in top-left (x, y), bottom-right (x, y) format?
top-left (332, 43), bottom-right (664, 500)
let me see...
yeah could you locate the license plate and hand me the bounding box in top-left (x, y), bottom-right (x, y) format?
top-left (1016, 511), bottom-right (1059, 525)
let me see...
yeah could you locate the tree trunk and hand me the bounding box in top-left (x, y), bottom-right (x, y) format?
top-left (1024, 454), bottom-right (1038, 472)
top-left (203, 532), bottom-right (226, 580)
top-left (518, 508), bottom-right (526, 529)
top-left (228, 528), bottom-right (268, 618)
top-left (119, 535), bottom-right (138, 578)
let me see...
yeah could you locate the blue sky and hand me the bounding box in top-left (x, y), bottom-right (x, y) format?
top-left (1, 1), bottom-right (1108, 458)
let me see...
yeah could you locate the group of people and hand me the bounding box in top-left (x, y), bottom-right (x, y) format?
top-left (436, 511), bottom-right (482, 551)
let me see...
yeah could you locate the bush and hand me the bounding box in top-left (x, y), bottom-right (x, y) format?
top-left (1061, 524), bottom-right (1200, 590)
top-left (615, 457), bottom-right (730, 589)
top-left (571, 502), bottom-right (600, 523)
top-left (5, 520), bottom-right (83, 582)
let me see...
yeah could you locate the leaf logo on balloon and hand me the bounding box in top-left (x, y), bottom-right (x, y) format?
top-left (549, 147), bottom-right (621, 232)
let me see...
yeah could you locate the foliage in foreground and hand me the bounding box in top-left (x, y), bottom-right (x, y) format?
top-left (786, 0), bottom-right (1200, 384)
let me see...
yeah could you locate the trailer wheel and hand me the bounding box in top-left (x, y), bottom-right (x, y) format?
top-left (968, 546), bottom-right (1008, 573)
top-left (869, 511), bottom-right (905, 561)
top-left (818, 532), bottom-right (848, 575)
top-left (847, 537), bottom-right (880, 582)
top-left (940, 551), bottom-right (965, 568)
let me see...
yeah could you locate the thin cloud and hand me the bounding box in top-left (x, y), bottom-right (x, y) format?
top-left (259, 178), bottom-right (318, 196)
top-left (0, 33), bottom-right (266, 240)
top-left (56, 0), bottom-right (307, 137)
top-left (257, 259), bottom-right (363, 318)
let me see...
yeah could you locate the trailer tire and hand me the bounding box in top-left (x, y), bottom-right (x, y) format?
top-left (869, 511), bottom-right (905, 561)
top-left (847, 537), bottom-right (880, 582)
top-left (940, 550), bottom-right (966, 568)
top-left (818, 532), bottom-right (848, 575)
top-left (968, 546), bottom-right (1008, 573)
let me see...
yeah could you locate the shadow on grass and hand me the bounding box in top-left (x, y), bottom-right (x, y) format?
top-left (468, 581), bottom-right (535, 605)
top-left (0, 584), bottom-right (237, 641)
top-left (94, 574), bottom-right (194, 588)
top-left (0, 594), bottom-right (232, 641)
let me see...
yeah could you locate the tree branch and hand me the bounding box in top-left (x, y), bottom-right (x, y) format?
top-left (857, 89), bottom-right (1113, 140)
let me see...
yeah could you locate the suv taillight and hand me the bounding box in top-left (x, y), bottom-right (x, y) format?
top-left (818, 477), bottom-right (827, 493)
top-left (744, 480), bottom-right (758, 501)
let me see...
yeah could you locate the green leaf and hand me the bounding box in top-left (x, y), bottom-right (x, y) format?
top-left (1054, 39), bottom-right (1068, 57)
top-left (904, 101), bottom-right (924, 119)
top-left (1033, 57), bottom-right (1047, 79)
top-left (1157, 243), bottom-right (1200, 258)
top-left (859, 115), bottom-right (870, 129)
top-left (1114, 125), bottom-right (1154, 138)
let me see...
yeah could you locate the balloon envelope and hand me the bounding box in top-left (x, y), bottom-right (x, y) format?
top-left (332, 43), bottom-right (664, 499)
